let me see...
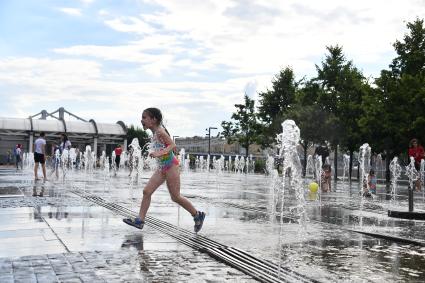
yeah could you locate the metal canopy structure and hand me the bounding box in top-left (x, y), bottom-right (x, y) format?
top-left (0, 108), bottom-right (128, 163)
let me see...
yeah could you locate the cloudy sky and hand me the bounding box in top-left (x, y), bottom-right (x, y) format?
top-left (0, 0), bottom-right (424, 137)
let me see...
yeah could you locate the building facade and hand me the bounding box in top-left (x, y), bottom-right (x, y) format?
top-left (174, 136), bottom-right (264, 158)
top-left (0, 108), bottom-right (127, 164)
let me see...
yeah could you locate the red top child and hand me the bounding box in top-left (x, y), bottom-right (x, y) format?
top-left (408, 138), bottom-right (425, 169)
top-left (114, 145), bottom-right (123, 156)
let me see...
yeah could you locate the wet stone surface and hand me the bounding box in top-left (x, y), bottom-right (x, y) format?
top-left (0, 186), bottom-right (24, 197)
top-left (0, 249), bottom-right (255, 283)
top-left (0, 196), bottom-right (92, 209)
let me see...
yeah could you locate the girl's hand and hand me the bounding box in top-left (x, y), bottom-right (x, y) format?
top-left (149, 151), bottom-right (161, 158)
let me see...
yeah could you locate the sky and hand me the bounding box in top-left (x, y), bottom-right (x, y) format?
top-left (0, 0), bottom-right (424, 137)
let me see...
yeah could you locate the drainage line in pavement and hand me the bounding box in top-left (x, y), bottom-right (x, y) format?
top-left (39, 216), bottom-right (71, 253)
top-left (347, 229), bottom-right (425, 246)
top-left (207, 247), bottom-right (284, 283)
top-left (227, 247), bottom-right (310, 282)
top-left (71, 190), bottom-right (317, 283)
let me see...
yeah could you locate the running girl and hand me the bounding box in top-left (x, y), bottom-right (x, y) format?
top-left (123, 108), bottom-right (206, 232)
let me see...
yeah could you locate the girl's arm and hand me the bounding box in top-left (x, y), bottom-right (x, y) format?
top-left (151, 128), bottom-right (176, 157)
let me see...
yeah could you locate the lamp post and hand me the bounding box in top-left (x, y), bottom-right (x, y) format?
top-left (206, 127), bottom-right (217, 156)
top-left (172, 136), bottom-right (179, 152)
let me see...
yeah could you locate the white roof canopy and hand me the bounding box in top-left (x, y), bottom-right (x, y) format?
top-left (0, 117), bottom-right (126, 138)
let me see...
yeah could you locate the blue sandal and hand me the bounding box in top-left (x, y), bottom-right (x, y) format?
top-left (123, 217), bottom-right (144, 229)
top-left (194, 211), bottom-right (206, 233)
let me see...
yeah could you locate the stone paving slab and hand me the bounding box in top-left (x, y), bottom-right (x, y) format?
top-left (0, 206), bottom-right (68, 258)
top-left (0, 249), bottom-right (256, 283)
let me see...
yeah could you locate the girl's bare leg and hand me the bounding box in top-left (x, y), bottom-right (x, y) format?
top-left (34, 163), bottom-right (39, 180)
top-left (166, 165), bottom-right (197, 216)
top-left (416, 180), bottom-right (421, 191)
top-left (139, 170), bottom-right (166, 221)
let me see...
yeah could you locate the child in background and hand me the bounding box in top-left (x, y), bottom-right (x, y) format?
top-left (14, 144), bottom-right (22, 170)
top-left (368, 169), bottom-right (377, 195)
top-left (321, 164), bottom-right (332, 192)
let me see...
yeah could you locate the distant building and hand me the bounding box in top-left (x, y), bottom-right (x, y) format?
top-left (174, 136), bottom-right (264, 158)
top-left (0, 108), bottom-right (127, 164)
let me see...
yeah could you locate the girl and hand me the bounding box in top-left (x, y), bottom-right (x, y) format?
top-left (60, 133), bottom-right (71, 152)
top-left (368, 169), bottom-right (377, 195)
top-left (123, 108), bottom-right (206, 232)
top-left (50, 143), bottom-right (61, 179)
top-left (320, 164), bottom-right (332, 192)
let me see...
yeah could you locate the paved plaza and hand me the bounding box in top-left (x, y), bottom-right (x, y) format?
top-left (0, 166), bottom-right (425, 282)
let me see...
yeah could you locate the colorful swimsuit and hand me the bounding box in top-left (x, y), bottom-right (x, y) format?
top-left (369, 176), bottom-right (377, 194)
top-left (151, 130), bottom-right (179, 172)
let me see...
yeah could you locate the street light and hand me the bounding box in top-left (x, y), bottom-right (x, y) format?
top-left (206, 127), bottom-right (217, 156)
top-left (172, 136), bottom-right (180, 152)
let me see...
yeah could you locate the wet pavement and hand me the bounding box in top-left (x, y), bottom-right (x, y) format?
top-left (0, 166), bottom-right (425, 282)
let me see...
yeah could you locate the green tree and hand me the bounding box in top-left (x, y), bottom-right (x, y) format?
top-left (360, 18), bottom-right (425, 182)
top-left (391, 18), bottom-right (425, 144)
top-left (221, 94), bottom-right (258, 157)
top-left (257, 67), bottom-right (298, 147)
top-left (315, 45), bottom-right (368, 180)
top-left (220, 121), bottom-right (237, 144)
top-left (287, 99), bottom-right (339, 176)
top-left (391, 18), bottom-right (425, 76)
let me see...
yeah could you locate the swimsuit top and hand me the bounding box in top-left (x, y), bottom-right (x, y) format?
top-left (369, 176), bottom-right (377, 189)
top-left (151, 130), bottom-right (178, 170)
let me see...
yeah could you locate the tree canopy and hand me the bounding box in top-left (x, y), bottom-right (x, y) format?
top-left (221, 94), bottom-right (258, 157)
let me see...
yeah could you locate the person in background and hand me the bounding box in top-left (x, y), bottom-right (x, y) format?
top-left (75, 148), bottom-right (81, 169)
top-left (408, 138), bottom-right (424, 191)
top-left (368, 169), bottom-right (377, 195)
top-left (60, 133), bottom-right (72, 152)
top-left (7, 150), bottom-right (12, 166)
top-left (50, 143), bottom-right (61, 179)
top-left (321, 164), bottom-right (332, 192)
top-left (34, 132), bottom-right (47, 182)
top-left (14, 144), bottom-right (23, 170)
top-left (59, 133), bottom-right (72, 169)
top-left (315, 144), bottom-right (330, 164)
top-left (114, 144), bottom-right (123, 171)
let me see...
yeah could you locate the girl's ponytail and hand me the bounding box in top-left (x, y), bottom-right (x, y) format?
top-left (161, 121), bottom-right (171, 137)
